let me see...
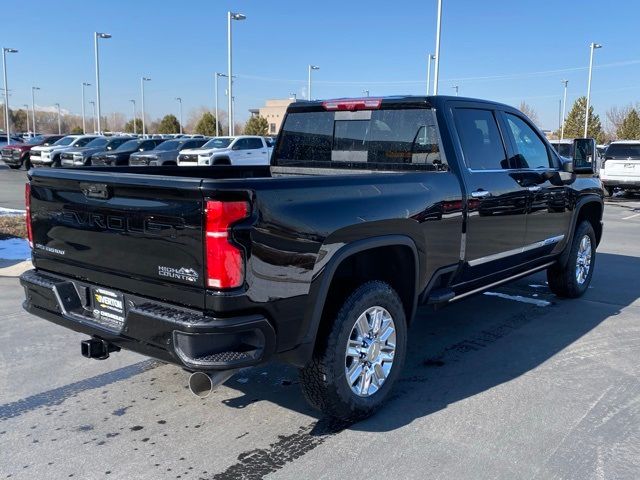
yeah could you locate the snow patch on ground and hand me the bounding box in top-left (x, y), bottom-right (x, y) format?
top-left (0, 238), bottom-right (31, 260)
top-left (483, 291), bottom-right (551, 307)
top-left (0, 207), bottom-right (26, 217)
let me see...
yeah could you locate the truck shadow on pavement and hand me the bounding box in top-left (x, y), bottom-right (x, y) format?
top-left (220, 251), bottom-right (639, 435)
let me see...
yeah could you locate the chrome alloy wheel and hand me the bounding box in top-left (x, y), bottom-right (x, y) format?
top-left (344, 306), bottom-right (396, 397)
top-left (576, 235), bottom-right (592, 285)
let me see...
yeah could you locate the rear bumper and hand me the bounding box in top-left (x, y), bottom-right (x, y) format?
top-left (600, 174), bottom-right (640, 188)
top-left (20, 269), bottom-right (276, 371)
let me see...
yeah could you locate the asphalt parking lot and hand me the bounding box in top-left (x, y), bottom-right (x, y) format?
top-left (1, 167), bottom-right (639, 479)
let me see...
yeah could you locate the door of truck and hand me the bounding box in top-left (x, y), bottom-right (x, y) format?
top-left (449, 102), bottom-right (529, 278)
top-left (498, 111), bottom-right (572, 258)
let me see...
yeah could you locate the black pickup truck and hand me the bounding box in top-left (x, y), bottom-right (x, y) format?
top-left (21, 96), bottom-right (603, 420)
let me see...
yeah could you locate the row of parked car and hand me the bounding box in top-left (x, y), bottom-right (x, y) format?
top-left (549, 139), bottom-right (640, 196)
top-left (0, 133), bottom-right (275, 169)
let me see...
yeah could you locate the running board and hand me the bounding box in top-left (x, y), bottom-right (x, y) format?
top-left (448, 261), bottom-right (555, 303)
top-left (426, 288), bottom-right (455, 304)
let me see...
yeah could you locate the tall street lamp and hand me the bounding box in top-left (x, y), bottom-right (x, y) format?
top-left (426, 53), bottom-right (435, 95)
top-left (214, 72), bottom-right (227, 136)
top-left (89, 101), bottom-right (96, 132)
top-left (452, 85), bottom-right (459, 96)
top-left (81, 82), bottom-right (91, 134)
top-left (141, 77), bottom-right (151, 137)
top-left (584, 42), bottom-right (602, 137)
top-left (94, 32), bottom-right (111, 134)
top-left (227, 11), bottom-right (246, 136)
top-left (362, 89), bottom-right (370, 97)
top-left (308, 65), bottom-right (320, 100)
top-left (2, 47), bottom-right (18, 144)
top-left (31, 86), bottom-right (40, 136)
top-left (23, 104), bottom-right (29, 135)
top-left (55, 103), bottom-right (61, 134)
top-left (560, 80), bottom-right (569, 140)
top-left (433, 0), bottom-right (443, 95)
top-left (129, 99), bottom-right (136, 134)
top-left (289, 92), bottom-right (297, 101)
top-left (175, 97), bottom-right (183, 134)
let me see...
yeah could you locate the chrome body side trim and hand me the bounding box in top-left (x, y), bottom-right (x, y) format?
top-left (467, 235), bottom-right (565, 267)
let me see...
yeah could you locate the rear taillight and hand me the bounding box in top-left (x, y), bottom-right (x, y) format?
top-left (25, 183), bottom-right (33, 248)
top-left (204, 200), bottom-right (249, 289)
top-left (322, 98), bottom-right (382, 111)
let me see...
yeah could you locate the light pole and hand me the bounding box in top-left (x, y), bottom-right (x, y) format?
top-left (452, 85), bottom-right (459, 96)
top-left (560, 80), bottom-right (569, 140)
top-left (289, 92), bottom-right (297, 101)
top-left (227, 11), bottom-right (246, 136)
top-left (426, 53), bottom-right (435, 95)
top-left (94, 32), bottom-right (111, 134)
top-left (433, 0), bottom-right (443, 95)
top-left (31, 86), bottom-right (40, 136)
top-left (215, 72), bottom-right (227, 136)
top-left (363, 89), bottom-right (370, 97)
top-left (175, 97), bottom-right (183, 134)
top-left (2, 47), bottom-right (18, 144)
top-left (81, 82), bottom-right (91, 134)
top-left (23, 104), bottom-right (29, 135)
top-left (584, 42), bottom-right (602, 138)
top-left (141, 77), bottom-right (151, 137)
top-left (308, 65), bottom-right (320, 100)
top-left (55, 103), bottom-right (61, 134)
top-left (129, 99), bottom-right (136, 134)
top-left (89, 101), bottom-right (96, 132)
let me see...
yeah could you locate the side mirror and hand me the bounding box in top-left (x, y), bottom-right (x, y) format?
top-left (561, 159), bottom-right (573, 173)
top-left (572, 138), bottom-right (596, 175)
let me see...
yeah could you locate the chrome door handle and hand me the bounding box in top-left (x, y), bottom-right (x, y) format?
top-left (471, 190), bottom-right (491, 198)
top-left (527, 186), bottom-right (542, 192)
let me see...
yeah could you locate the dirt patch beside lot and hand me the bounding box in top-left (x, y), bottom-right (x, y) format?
top-left (0, 215), bottom-right (27, 240)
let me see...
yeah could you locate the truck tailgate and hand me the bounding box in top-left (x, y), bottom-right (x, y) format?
top-left (29, 169), bottom-right (206, 309)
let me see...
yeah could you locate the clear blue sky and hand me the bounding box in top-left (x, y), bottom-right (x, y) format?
top-left (2, 0), bottom-right (639, 129)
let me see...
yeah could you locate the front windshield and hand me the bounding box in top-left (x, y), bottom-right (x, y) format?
top-left (84, 137), bottom-right (108, 148)
top-left (106, 138), bottom-right (130, 150)
top-left (26, 136), bottom-right (45, 145)
top-left (203, 138), bottom-right (232, 149)
top-left (53, 136), bottom-right (76, 146)
top-left (155, 140), bottom-right (180, 151)
top-left (115, 140), bottom-right (140, 151)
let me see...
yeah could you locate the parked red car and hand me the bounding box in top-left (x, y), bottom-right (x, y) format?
top-left (1, 135), bottom-right (65, 169)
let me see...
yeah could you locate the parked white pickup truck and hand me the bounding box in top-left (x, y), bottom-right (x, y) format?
top-left (177, 136), bottom-right (273, 166)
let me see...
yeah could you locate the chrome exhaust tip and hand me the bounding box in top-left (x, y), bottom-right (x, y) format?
top-left (188, 370), bottom-right (235, 398)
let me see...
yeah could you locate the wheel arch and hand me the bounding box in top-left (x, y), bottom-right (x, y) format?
top-left (301, 235), bottom-right (420, 356)
top-left (559, 195), bottom-right (603, 267)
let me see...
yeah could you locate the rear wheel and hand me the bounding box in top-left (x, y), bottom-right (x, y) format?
top-left (8, 164), bottom-right (20, 170)
top-left (547, 221), bottom-right (596, 298)
top-left (299, 281), bottom-right (407, 421)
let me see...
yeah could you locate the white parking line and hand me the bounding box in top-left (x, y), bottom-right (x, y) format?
top-left (622, 212), bottom-right (640, 220)
top-left (483, 291), bottom-right (551, 307)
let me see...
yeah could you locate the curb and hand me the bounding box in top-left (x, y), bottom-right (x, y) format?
top-left (0, 260), bottom-right (32, 278)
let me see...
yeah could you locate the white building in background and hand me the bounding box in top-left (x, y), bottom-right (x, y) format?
top-left (249, 98), bottom-right (296, 135)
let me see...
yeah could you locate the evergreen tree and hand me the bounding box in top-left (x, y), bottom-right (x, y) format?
top-left (194, 112), bottom-right (218, 136)
top-left (244, 115), bottom-right (269, 135)
top-left (123, 118), bottom-right (143, 133)
top-left (70, 126), bottom-right (84, 134)
top-left (616, 108), bottom-right (640, 140)
top-left (157, 114), bottom-right (181, 134)
top-left (562, 96), bottom-right (605, 143)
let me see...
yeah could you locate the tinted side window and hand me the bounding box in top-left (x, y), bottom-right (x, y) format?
top-left (453, 108), bottom-right (507, 170)
top-left (246, 138), bottom-right (264, 149)
top-left (140, 141), bottom-right (156, 151)
top-left (505, 113), bottom-right (551, 169)
top-left (233, 139), bottom-right (251, 150)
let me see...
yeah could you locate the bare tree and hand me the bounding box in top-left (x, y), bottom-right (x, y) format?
top-left (518, 101), bottom-right (539, 126)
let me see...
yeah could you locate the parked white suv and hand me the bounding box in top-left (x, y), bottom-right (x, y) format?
top-left (30, 135), bottom-right (101, 167)
top-left (600, 141), bottom-right (640, 196)
top-left (177, 136), bottom-right (273, 166)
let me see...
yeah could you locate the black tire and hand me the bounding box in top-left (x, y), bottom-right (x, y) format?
top-left (547, 221), bottom-right (596, 298)
top-left (213, 157), bottom-right (231, 166)
top-left (51, 155), bottom-right (61, 168)
top-left (8, 164), bottom-right (20, 170)
top-left (299, 281), bottom-right (407, 421)
top-left (604, 186), bottom-right (614, 197)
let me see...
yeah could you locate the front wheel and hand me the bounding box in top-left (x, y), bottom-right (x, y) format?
top-left (299, 281), bottom-right (407, 421)
top-left (547, 221), bottom-right (596, 298)
top-left (8, 164), bottom-right (21, 170)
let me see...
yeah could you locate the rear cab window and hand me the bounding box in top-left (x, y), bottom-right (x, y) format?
top-left (453, 108), bottom-right (508, 170)
top-left (274, 105), bottom-right (447, 171)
